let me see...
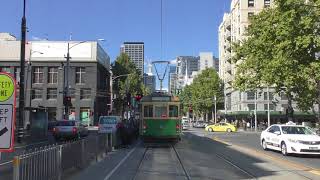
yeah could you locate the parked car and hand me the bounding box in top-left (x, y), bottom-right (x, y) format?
top-left (182, 117), bottom-right (189, 130)
top-left (98, 116), bottom-right (122, 134)
top-left (53, 120), bottom-right (89, 140)
top-left (193, 121), bottom-right (206, 128)
top-left (260, 123), bottom-right (320, 156)
top-left (205, 122), bottom-right (237, 132)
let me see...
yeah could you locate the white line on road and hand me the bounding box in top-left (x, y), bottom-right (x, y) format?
top-left (104, 145), bottom-right (138, 180)
top-left (0, 160), bottom-right (13, 166)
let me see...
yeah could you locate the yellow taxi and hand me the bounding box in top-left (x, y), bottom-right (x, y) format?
top-left (205, 122), bottom-right (237, 132)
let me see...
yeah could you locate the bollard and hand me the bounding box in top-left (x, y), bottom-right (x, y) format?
top-left (13, 156), bottom-right (20, 180)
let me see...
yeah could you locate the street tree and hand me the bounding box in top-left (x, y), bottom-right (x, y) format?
top-left (179, 68), bottom-right (224, 121)
top-left (112, 53), bottom-right (149, 115)
top-left (233, 0), bottom-right (320, 122)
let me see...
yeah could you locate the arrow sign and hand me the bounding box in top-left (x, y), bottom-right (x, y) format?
top-left (0, 73), bottom-right (16, 152)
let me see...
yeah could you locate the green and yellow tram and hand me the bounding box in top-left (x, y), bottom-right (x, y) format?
top-left (140, 92), bottom-right (181, 141)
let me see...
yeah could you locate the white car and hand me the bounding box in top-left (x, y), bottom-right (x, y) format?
top-left (260, 124), bottom-right (320, 156)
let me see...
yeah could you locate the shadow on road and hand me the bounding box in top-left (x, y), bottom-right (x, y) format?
top-left (179, 132), bottom-right (279, 179)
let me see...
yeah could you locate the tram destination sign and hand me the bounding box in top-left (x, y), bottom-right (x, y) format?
top-left (0, 73), bottom-right (16, 152)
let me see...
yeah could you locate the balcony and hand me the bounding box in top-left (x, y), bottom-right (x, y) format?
top-left (225, 20), bottom-right (231, 30)
top-left (226, 64), bottom-right (232, 74)
top-left (226, 30), bottom-right (231, 41)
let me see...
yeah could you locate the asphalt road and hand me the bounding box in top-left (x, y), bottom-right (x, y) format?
top-left (67, 131), bottom-right (316, 180)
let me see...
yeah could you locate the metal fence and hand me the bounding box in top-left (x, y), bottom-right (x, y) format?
top-left (13, 133), bottom-right (113, 180)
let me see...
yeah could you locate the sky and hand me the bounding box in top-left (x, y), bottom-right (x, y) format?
top-left (1, 0), bottom-right (231, 89)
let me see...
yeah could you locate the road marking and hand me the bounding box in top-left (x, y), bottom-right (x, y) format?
top-left (212, 137), bottom-right (232, 146)
top-left (0, 160), bottom-right (12, 166)
top-left (211, 137), bottom-right (320, 177)
top-left (104, 145), bottom-right (138, 180)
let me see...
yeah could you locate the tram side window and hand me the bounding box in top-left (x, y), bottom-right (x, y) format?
top-left (155, 106), bottom-right (168, 118)
top-left (144, 105), bottom-right (153, 117)
top-left (169, 105), bottom-right (179, 117)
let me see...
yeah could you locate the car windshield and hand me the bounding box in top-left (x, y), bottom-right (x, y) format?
top-left (281, 126), bottom-right (314, 135)
top-left (99, 117), bottom-right (117, 124)
top-left (56, 121), bottom-right (75, 126)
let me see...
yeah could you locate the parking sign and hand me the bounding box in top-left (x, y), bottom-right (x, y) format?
top-left (0, 72), bottom-right (16, 152)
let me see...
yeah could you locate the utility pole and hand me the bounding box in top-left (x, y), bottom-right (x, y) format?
top-left (18, 0), bottom-right (27, 142)
top-left (254, 91), bottom-right (257, 132)
top-left (214, 95), bottom-right (217, 124)
top-left (64, 43), bottom-right (70, 120)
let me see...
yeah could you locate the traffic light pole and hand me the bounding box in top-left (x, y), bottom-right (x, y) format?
top-left (64, 43), bottom-right (70, 120)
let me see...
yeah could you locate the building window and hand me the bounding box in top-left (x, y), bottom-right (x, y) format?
top-left (47, 88), bottom-right (57, 99)
top-left (264, 104), bottom-right (275, 111)
top-left (32, 89), bottom-right (43, 99)
top-left (76, 67), bottom-right (85, 84)
top-left (248, 104), bottom-right (255, 111)
top-left (0, 66), bottom-right (13, 74)
top-left (48, 67), bottom-right (58, 84)
top-left (69, 88), bottom-right (76, 99)
top-left (264, 92), bottom-right (274, 100)
top-left (248, 12), bottom-right (254, 19)
top-left (47, 107), bottom-right (57, 121)
top-left (33, 67), bottom-right (44, 84)
top-left (80, 88), bottom-right (91, 99)
top-left (248, 0), bottom-right (255, 7)
top-left (247, 91), bottom-right (255, 100)
top-left (264, 0), bottom-right (271, 7)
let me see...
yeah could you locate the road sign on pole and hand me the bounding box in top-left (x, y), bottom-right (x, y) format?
top-left (0, 72), bottom-right (16, 152)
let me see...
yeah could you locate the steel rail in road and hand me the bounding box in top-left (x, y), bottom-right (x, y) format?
top-left (132, 143), bottom-right (191, 180)
top-left (172, 145), bottom-right (191, 180)
top-left (211, 137), bottom-right (315, 180)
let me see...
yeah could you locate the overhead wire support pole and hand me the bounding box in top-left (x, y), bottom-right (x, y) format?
top-left (18, 0), bottom-right (27, 142)
top-left (64, 43), bottom-right (70, 120)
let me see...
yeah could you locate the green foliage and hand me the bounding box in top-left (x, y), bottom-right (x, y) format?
top-left (112, 53), bottom-right (150, 113)
top-left (233, 0), bottom-right (320, 118)
top-left (179, 68), bottom-right (224, 115)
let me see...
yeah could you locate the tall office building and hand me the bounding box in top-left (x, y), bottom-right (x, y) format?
top-left (120, 42), bottom-right (144, 74)
top-left (176, 56), bottom-right (199, 90)
top-left (168, 66), bottom-right (177, 94)
top-left (199, 52), bottom-right (219, 72)
top-left (143, 63), bottom-right (156, 92)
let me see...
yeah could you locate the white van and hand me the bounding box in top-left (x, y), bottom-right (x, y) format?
top-left (182, 117), bottom-right (189, 130)
top-left (98, 116), bottom-right (122, 134)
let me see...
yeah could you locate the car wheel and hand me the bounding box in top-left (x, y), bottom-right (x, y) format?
top-left (281, 142), bottom-right (288, 156)
top-left (262, 139), bottom-right (268, 150)
top-left (208, 128), bottom-right (213, 132)
top-left (227, 128), bottom-right (232, 133)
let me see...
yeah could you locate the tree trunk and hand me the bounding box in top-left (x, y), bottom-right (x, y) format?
top-left (317, 81), bottom-right (320, 125)
top-left (287, 93), bottom-right (294, 122)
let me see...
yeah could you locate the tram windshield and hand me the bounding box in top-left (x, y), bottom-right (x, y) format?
top-left (155, 105), bottom-right (168, 117)
top-left (169, 105), bottom-right (179, 117)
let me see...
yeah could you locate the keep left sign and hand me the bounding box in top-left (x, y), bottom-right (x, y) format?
top-left (0, 72), bottom-right (16, 152)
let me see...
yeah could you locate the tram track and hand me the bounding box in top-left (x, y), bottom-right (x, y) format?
top-left (132, 143), bottom-right (190, 180)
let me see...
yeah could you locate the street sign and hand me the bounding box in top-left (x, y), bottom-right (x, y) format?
top-left (0, 72), bottom-right (16, 152)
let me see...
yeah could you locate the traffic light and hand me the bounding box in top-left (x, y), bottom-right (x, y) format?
top-left (135, 94), bottom-right (142, 101)
top-left (63, 96), bottom-right (72, 107)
